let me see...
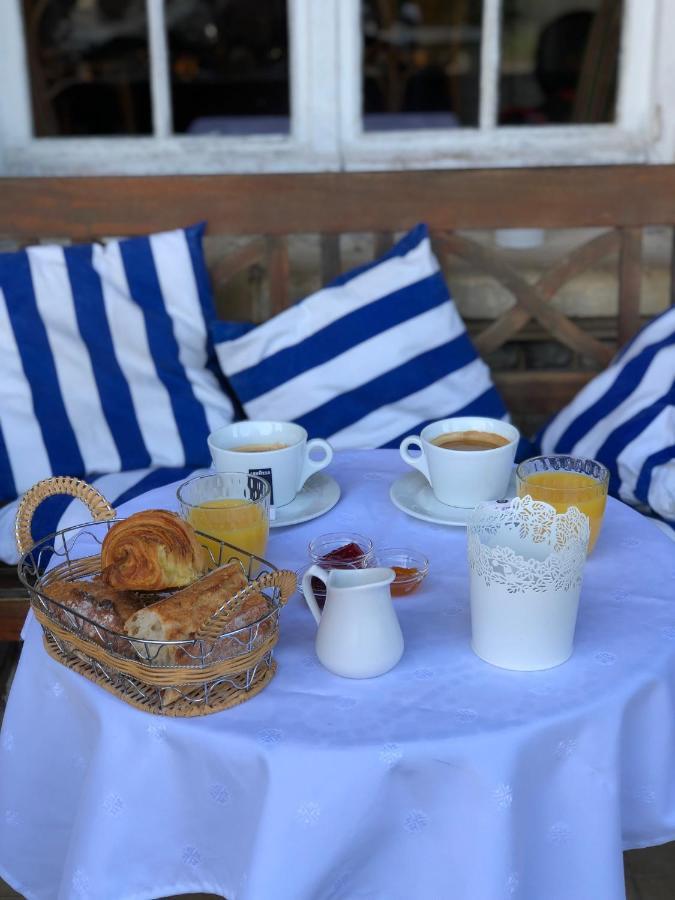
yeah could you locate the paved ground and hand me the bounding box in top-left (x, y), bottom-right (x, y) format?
top-left (2, 642), bottom-right (674, 899)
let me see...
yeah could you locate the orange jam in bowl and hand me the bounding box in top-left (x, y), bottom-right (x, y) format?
top-left (372, 549), bottom-right (429, 596)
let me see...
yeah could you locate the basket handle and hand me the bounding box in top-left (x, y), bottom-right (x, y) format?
top-left (255, 569), bottom-right (297, 608)
top-left (196, 569), bottom-right (297, 642)
top-left (15, 476), bottom-right (116, 556)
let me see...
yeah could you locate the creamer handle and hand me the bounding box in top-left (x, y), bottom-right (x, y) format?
top-left (301, 565), bottom-right (327, 626)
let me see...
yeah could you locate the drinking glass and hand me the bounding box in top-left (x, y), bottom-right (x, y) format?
top-left (177, 472), bottom-right (271, 570)
top-left (516, 455), bottom-right (609, 552)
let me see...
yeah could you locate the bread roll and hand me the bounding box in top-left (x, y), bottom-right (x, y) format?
top-left (44, 579), bottom-right (145, 649)
top-left (101, 510), bottom-right (209, 591)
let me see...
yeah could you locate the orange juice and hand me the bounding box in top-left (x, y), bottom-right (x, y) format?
top-left (188, 498), bottom-right (269, 568)
top-left (517, 471), bottom-right (607, 552)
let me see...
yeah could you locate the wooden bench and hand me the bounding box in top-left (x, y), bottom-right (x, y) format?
top-left (1, 164), bottom-right (674, 641)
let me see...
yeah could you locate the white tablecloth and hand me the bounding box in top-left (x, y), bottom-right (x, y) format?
top-left (2, 450), bottom-right (675, 900)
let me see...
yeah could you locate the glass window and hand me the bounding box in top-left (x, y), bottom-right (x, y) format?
top-left (362, 0), bottom-right (482, 131)
top-left (167, 0), bottom-right (289, 136)
top-left (23, 0), bottom-right (152, 136)
top-left (499, 0), bottom-right (623, 126)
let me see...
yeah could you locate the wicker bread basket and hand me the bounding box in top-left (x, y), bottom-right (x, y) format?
top-left (16, 476), bottom-right (296, 716)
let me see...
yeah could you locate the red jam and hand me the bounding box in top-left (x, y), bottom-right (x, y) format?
top-left (311, 542), bottom-right (370, 608)
top-left (321, 542), bottom-right (368, 565)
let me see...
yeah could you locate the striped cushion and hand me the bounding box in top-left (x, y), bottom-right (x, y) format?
top-left (213, 224), bottom-right (506, 449)
top-left (0, 465), bottom-right (206, 564)
top-left (538, 306), bottom-right (675, 531)
top-left (0, 224), bottom-right (233, 502)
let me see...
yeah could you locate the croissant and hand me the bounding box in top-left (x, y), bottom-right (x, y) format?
top-left (101, 510), bottom-right (209, 591)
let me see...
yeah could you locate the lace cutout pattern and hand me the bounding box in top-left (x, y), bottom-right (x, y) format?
top-left (468, 496), bottom-right (589, 595)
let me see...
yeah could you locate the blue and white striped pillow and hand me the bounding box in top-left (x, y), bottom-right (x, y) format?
top-left (0, 464), bottom-right (206, 564)
top-left (538, 305), bottom-right (675, 530)
top-left (0, 223), bottom-right (233, 502)
top-left (213, 224), bottom-right (506, 449)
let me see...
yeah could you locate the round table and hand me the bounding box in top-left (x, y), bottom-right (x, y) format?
top-left (2, 450), bottom-right (675, 900)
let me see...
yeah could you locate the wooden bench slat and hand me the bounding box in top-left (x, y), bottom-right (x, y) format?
top-left (3, 167), bottom-right (675, 238)
top-left (474, 230), bottom-right (621, 355)
top-left (437, 231), bottom-right (615, 365)
top-left (0, 598), bottom-right (28, 642)
top-left (374, 232), bottom-right (395, 258)
top-left (209, 238), bottom-right (266, 289)
top-left (320, 234), bottom-right (341, 285)
top-left (266, 236), bottom-right (290, 315)
top-left (494, 370), bottom-right (596, 415)
top-left (618, 227), bottom-right (644, 346)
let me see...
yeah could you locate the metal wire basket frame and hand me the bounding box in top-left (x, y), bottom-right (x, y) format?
top-left (15, 477), bottom-right (296, 716)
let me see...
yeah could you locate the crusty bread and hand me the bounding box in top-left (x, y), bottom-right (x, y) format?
top-left (44, 579), bottom-right (145, 650)
top-left (159, 584), bottom-right (273, 704)
top-left (123, 560), bottom-right (249, 646)
top-left (228, 590), bottom-right (269, 633)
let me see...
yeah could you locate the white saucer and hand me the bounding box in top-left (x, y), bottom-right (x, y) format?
top-left (270, 473), bottom-right (340, 528)
top-left (390, 470), bottom-right (516, 527)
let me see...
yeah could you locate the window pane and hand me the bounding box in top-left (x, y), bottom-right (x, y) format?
top-left (167, 0), bottom-right (289, 136)
top-left (499, 0), bottom-right (623, 126)
top-left (362, 1), bottom-right (482, 131)
top-left (23, 0), bottom-right (152, 136)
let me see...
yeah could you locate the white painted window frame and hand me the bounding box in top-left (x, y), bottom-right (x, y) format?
top-left (0, 0), bottom-right (342, 175)
top-left (0, 0), bottom-right (673, 176)
top-left (338, 0), bottom-right (675, 169)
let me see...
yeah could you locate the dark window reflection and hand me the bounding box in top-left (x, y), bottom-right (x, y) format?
top-left (499, 0), bottom-right (622, 126)
top-left (23, 0), bottom-right (151, 136)
top-left (362, 1), bottom-right (482, 131)
top-left (167, 0), bottom-right (289, 136)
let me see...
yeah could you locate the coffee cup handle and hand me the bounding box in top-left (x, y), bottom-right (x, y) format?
top-left (302, 565), bottom-right (326, 625)
top-left (400, 436), bottom-right (431, 484)
top-left (299, 439), bottom-right (333, 490)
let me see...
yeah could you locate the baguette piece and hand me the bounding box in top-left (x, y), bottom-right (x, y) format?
top-left (123, 560), bottom-right (249, 646)
top-left (169, 587), bottom-right (272, 669)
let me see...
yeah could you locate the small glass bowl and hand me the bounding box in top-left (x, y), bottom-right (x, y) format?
top-left (308, 532), bottom-right (374, 569)
top-left (371, 548), bottom-right (429, 597)
top-left (307, 532), bottom-right (375, 608)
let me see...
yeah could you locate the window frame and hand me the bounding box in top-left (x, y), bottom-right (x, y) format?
top-left (0, 0), bottom-right (672, 176)
top-left (338, 0), bottom-right (672, 170)
top-left (0, 0), bottom-right (342, 175)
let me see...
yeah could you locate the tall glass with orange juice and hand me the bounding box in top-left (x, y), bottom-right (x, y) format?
top-left (177, 473), bottom-right (270, 571)
top-left (516, 456), bottom-right (609, 552)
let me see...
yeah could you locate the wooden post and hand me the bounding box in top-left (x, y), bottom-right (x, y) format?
top-left (320, 234), bottom-right (341, 285)
top-left (618, 227), bottom-right (643, 346)
top-left (266, 236), bottom-right (290, 316)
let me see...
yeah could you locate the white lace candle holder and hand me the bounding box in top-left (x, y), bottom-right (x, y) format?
top-left (467, 495), bottom-right (590, 671)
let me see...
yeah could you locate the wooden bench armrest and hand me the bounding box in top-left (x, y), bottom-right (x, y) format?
top-left (0, 566), bottom-right (28, 642)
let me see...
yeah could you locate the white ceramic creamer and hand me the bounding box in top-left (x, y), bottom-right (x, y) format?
top-left (302, 566), bottom-right (404, 678)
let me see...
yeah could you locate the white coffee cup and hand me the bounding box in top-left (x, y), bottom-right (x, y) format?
top-left (208, 421), bottom-right (333, 508)
top-left (399, 416), bottom-right (519, 508)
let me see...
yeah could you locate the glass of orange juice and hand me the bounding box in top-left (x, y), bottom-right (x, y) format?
top-left (516, 456), bottom-right (609, 553)
top-left (177, 472), bottom-right (271, 572)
